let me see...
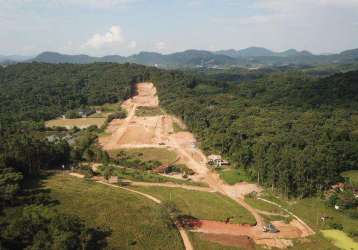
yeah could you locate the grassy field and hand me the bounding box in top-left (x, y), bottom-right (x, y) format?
top-left (109, 147), bottom-right (178, 165)
top-left (341, 170), bottom-right (358, 185)
top-left (254, 191), bottom-right (357, 247)
top-left (321, 230), bottom-right (358, 250)
top-left (114, 167), bottom-right (205, 186)
top-left (245, 196), bottom-right (285, 214)
top-left (132, 186), bottom-right (256, 225)
top-left (96, 102), bottom-right (122, 112)
top-left (46, 117), bottom-right (106, 129)
top-left (287, 197), bottom-right (358, 236)
top-left (189, 232), bottom-right (244, 250)
top-left (136, 107), bottom-right (164, 116)
top-left (219, 168), bottom-right (252, 185)
top-left (43, 174), bottom-right (184, 249)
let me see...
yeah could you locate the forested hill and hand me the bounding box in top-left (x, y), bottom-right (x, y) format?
top-left (152, 70), bottom-right (358, 197)
top-left (0, 63), bottom-right (151, 125)
top-left (1, 62), bottom-right (357, 197)
top-left (236, 71), bottom-right (358, 108)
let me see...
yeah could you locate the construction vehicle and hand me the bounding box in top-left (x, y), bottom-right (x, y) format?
top-left (263, 223), bottom-right (279, 233)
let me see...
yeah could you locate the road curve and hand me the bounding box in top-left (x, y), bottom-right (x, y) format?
top-left (96, 180), bottom-right (194, 250)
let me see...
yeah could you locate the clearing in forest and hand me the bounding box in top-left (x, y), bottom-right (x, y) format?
top-left (98, 82), bottom-right (316, 249)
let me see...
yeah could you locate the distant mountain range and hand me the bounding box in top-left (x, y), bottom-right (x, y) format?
top-left (2, 47), bottom-right (358, 68)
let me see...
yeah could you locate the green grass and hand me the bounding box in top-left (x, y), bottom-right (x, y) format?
top-left (114, 167), bottom-right (205, 186)
top-left (288, 197), bottom-right (358, 237)
top-left (259, 191), bottom-right (358, 242)
top-left (109, 147), bottom-right (178, 165)
top-left (321, 230), bottom-right (358, 250)
top-left (97, 102), bottom-right (122, 112)
top-left (43, 174), bottom-right (184, 250)
top-left (173, 121), bottom-right (186, 133)
top-left (341, 170), bottom-right (358, 185)
top-left (132, 186), bottom-right (256, 225)
top-left (135, 107), bottom-right (164, 116)
top-left (245, 196), bottom-right (284, 214)
top-left (289, 234), bottom-right (340, 250)
top-left (219, 168), bottom-right (252, 185)
top-left (189, 232), bottom-right (244, 250)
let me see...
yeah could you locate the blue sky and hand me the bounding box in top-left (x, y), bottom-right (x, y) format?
top-left (1, 0), bottom-right (358, 56)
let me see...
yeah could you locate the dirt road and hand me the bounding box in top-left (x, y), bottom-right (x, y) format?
top-left (99, 82), bottom-right (315, 249)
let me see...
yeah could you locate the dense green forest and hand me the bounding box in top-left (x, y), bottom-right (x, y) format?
top-left (152, 69), bottom-right (358, 197)
top-left (0, 63), bottom-right (151, 125)
top-left (0, 63), bottom-right (152, 249)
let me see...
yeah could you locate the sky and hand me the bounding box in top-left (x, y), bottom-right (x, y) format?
top-left (0, 0), bottom-right (358, 56)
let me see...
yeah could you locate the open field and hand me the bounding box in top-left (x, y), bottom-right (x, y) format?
top-left (189, 232), bottom-right (246, 250)
top-left (321, 230), bottom-right (358, 250)
top-left (132, 186), bottom-right (256, 225)
top-left (109, 147), bottom-right (178, 165)
top-left (252, 193), bottom-right (355, 248)
top-left (46, 117), bottom-right (106, 129)
top-left (114, 167), bottom-right (205, 186)
top-left (341, 170), bottom-right (358, 185)
top-left (219, 168), bottom-right (252, 185)
top-left (287, 197), bottom-right (358, 236)
top-left (43, 174), bottom-right (184, 249)
top-left (245, 196), bottom-right (286, 215)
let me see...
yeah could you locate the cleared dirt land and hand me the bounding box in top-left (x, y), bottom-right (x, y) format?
top-left (99, 82), bottom-right (316, 249)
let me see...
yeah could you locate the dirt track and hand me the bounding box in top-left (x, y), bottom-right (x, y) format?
top-left (99, 82), bottom-right (315, 249)
top-left (97, 181), bottom-right (193, 250)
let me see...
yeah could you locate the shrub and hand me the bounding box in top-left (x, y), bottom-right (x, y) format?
top-left (107, 110), bottom-right (127, 123)
top-left (329, 222), bottom-right (343, 230)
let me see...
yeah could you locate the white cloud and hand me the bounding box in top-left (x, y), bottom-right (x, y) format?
top-left (82, 25), bottom-right (124, 49)
top-left (128, 40), bottom-right (137, 49)
top-left (155, 41), bottom-right (166, 50)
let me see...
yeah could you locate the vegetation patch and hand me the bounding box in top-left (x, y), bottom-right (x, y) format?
top-left (219, 168), bottom-right (252, 185)
top-left (109, 148), bottom-right (178, 165)
top-left (341, 170), bottom-right (358, 185)
top-left (321, 230), bottom-right (358, 250)
top-left (245, 196), bottom-right (284, 214)
top-left (132, 186), bottom-right (256, 225)
top-left (98, 165), bottom-right (201, 186)
top-left (188, 232), bottom-right (245, 250)
top-left (135, 106), bottom-right (164, 116)
top-left (43, 174), bottom-right (184, 249)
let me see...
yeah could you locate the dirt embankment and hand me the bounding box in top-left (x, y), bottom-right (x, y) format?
top-left (98, 82), bottom-right (315, 249)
